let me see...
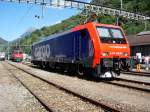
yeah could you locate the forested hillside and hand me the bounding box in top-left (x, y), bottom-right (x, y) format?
top-left (92, 0), bottom-right (150, 34)
top-left (18, 0), bottom-right (150, 54)
top-left (92, 0), bottom-right (150, 16)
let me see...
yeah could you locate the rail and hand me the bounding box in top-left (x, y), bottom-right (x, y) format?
top-left (103, 77), bottom-right (150, 93)
top-left (2, 63), bottom-right (53, 112)
top-left (122, 71), bottom-right (150, 77)
top-left (6, 62), bottom-right (120, 112)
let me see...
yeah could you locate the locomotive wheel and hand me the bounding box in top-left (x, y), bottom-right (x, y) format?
top-left (77, 70), bottom-right (84, 76)
top-left (83, 68), bottom-right (93, 79)
top-left (77, 64), bottom-right (84, 76)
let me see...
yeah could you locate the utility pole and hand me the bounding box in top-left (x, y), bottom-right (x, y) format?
top-left (41, 3), bottom-right (44, 19)
top-left (120, 0), bottom-right (123, 13)
top-left (116, 17), bottom-right (119, 25)
top-left (144, 20), bottom-right (147, 31)
top-left (7, 41), bottom-right (10, 60)
top-left (144, 18), bottom-right (150, 31)
top-left (116, 0), bottom-right (123, 25)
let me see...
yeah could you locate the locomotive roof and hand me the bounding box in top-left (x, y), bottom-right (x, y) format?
top-left (32, 23), bottom-right (87, 46)
top-left (32, 30), bottom-right (73, 46)
top-left (32, 22), bottom-right (122, 46)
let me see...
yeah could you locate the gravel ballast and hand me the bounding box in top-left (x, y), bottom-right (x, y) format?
top-left (0, 62), bottom-right (48, 112)
top-left (4, 62), bottom-right (104, 112)
top-left (8, 62), bottom-right (150, 112)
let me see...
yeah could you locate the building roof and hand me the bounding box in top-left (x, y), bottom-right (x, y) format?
top-left (127, 31), bottom-right (150, 46)
top-left (137, 31), bottom-right (150, 36)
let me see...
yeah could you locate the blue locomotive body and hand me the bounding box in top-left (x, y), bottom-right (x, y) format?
top-left (31, 29), bottom-right (93, 69)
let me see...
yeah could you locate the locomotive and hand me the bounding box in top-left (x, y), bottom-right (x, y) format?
top-left (11, 50), bottom-right (23, 62)
top-left (0, 52), bottom-right (6, 61)
top-left (31, 22), bottom-right (130, 78)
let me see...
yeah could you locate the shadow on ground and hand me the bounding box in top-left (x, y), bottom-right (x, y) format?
top-left (29, 64), bottom-right (115, 82)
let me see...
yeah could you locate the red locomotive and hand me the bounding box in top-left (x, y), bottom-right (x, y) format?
top-left (11, 50), bottom-right (23, 62)
top-left (31, 22), bottom-right (130, 78)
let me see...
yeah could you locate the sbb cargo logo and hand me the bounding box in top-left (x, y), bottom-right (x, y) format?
top-left (34, 44), bottom-right (51, 59)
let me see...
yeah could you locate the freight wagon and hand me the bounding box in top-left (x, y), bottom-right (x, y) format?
top-left (31, 22), bottom-right (130, 78)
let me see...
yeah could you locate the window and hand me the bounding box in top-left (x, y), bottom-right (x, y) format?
top-left (97, 27), bottom-right (111, 38)
top-left (111, 29), bottom-right (123, 38)
top-left (96, 27), bottom-right (124, 38)
top-left (96, 26), bottom-right (126, 44)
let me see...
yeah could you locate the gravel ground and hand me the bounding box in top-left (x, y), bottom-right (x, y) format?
top-left (119, 73), bottom-right (150, 83)
top-left (4, 62), bottom-right (104, 112)
top-left (9, 62), bottom-right (150, 112)
top-left (0, 62), bottom-right (48, 112)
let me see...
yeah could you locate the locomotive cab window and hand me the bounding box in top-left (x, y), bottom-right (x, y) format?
top-left (96, 27), bottom-right (126, 44)
top-left (110, 29), bottom-right (123, 38)
top-left (96, 27), bottom-right (111, 38)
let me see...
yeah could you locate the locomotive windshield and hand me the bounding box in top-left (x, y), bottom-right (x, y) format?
top-left (96, 27), bottom-right (126, 44)
top-left (13, 50), bottom-right (22, 54)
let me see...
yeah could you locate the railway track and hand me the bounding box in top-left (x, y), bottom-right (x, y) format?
top-left (23, 62), bottom-right (150, 93)
top-left (2, 63), bottom-right (53, 112)
top-left (102, 77), bottom-right (150, 93)
top-left (4, 62), bottom-right (120, 112)
top-left (121, 71), bottom-right (150, 77)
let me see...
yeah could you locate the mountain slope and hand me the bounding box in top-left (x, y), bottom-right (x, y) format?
top-left (0, 37), bottom-right (8, 45)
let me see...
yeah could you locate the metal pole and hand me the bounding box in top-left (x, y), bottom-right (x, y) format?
top-left (41, 0), bottom-right (44, 19)
top-left (117, 0), bottom-right (123, 25)
top-left (144, 20), bottom-right (147, 31)
top-left (120, 0), bottom-right (123, 11)
top-left (8, 41), bottom-right (10, 60)
top-left (19, 39), bottom-right (20, 50)
top-left (116, 17), bottom-right (119, 25)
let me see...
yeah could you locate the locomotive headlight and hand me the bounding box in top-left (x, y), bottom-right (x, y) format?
top-left (102, 52), bottom-right (109, 56)
top-left (123, 52), bottom-right (128, 56)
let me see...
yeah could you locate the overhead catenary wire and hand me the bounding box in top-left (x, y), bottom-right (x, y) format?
top-left (16, 5), bottom-right (34, 26)
top-left (1, 0), bottom-right (149, 21)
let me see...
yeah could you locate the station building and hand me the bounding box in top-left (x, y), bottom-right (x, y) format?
top-left (127, 31), bottom-right (150, 56)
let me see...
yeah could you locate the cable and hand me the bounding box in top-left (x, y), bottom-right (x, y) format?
top-left (41, 4), bottom-right (44, 19)
top-left (16, 5), bottom-right (33, 25)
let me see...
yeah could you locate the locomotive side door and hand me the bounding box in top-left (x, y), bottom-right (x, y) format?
top-left (74, 31), bottom-right (82, 61)
top-left (74, 29), bottom-right (93, 65)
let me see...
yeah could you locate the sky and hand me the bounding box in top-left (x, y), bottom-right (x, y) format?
top-left (0, 1), bottom-right (85, 41)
